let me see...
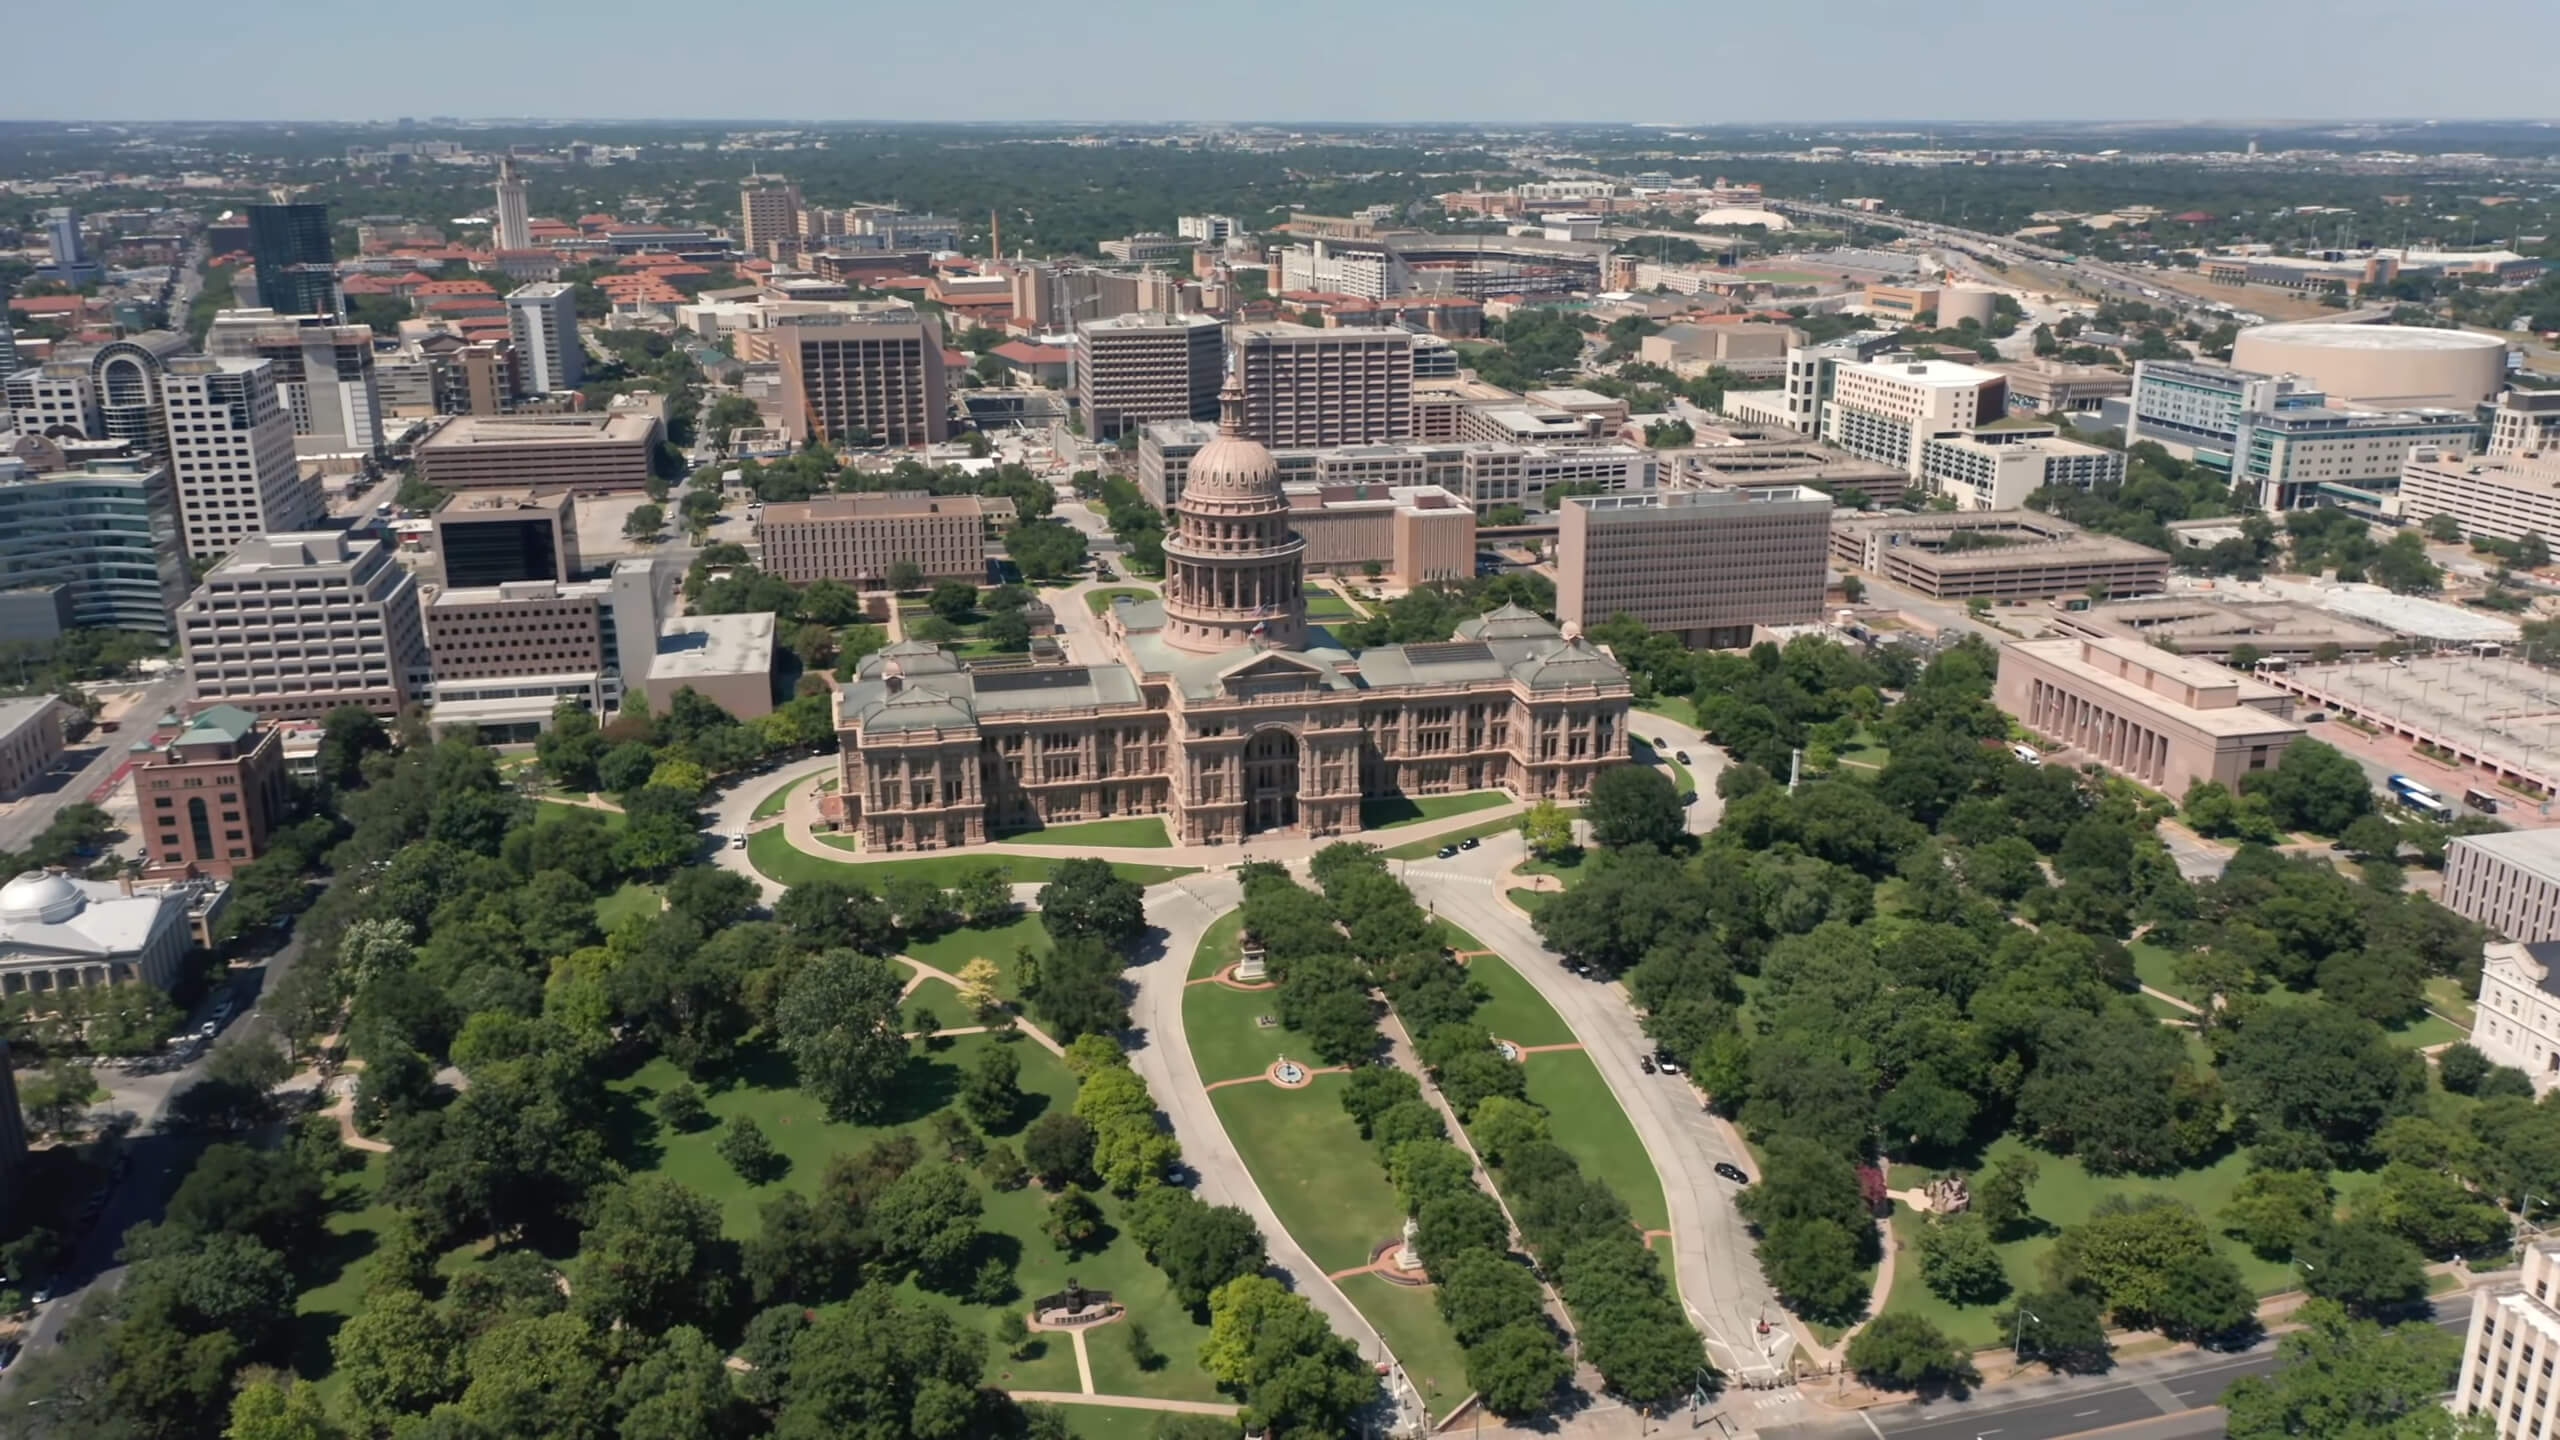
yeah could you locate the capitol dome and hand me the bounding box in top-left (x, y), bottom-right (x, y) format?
top-left (0, 870), bottom-right (87, 925)
top-left (1181, 378), bottom-right (1281, 506)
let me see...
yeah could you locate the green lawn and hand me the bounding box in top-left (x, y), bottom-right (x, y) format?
top-left (990, 816), bottom-right (1174, 849)
top-left (595, 881), bottom-right (663, 930)
top-left (1515, 849), bottom-right (1586, 885)
top-left (1191, 910), bottom-right (1243, 981)
top-left (1358, 790), bottom-right (1509, 830)
top-left (2426, 977), bottom-right (2478, 1031)
top-left (1186, 980), bottom-right (1321, 1086)
top-left (1506, 888), bottom-right (1551, 913)
top-left (1302, 589), bottom-right (1362, 623)
top-left (753, 773), bottom-right (834, 820)
top-left (904, 913), bottom-right (1052, 1005)
top-left (1207, 1076), bottom-right (1471, 1415)
top-left (1835, 728), bottom-right (1892, 771)
top-left (2128, 941), bottom-right (2195, 1004)
top-left (2132, 939), bottom-right (2465, 1049)
top-left (1632, 696), bottom-right (1694, 726)
top-left (290, 1156), bottom-right (405, 1396)
top-left (1377, 813), bottom-right (1525, 860)
top-left (1519, 1050), bottom-right (1670, 1234)
top-left (749, 826), bottom-right (1197, 890)
top-left (536, 799), bottom-right (626, 830)
top-left (1082, 587), bottom-right (1157, 615)
top-left (1466, 954), bottom-right (1577, 1048)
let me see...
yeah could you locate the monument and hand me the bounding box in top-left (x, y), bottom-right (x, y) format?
top-left (1396, 1214), bottom-right (1421, 1272)
top-left (1236, 931), bottom-right (1268, 983)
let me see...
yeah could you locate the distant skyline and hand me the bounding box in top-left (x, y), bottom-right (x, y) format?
top-left (0, 0), bottom-right (2528, 126)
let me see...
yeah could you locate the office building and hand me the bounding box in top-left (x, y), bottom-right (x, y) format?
top-left (1980, 359), bottom-right (2134, 415)
top-left (645, 611), bottom-right (775, 719)
top-left (2126, 358), bottom-right (2318, 464)
top-left (1558, 487), bottom-right (1832, 648)
top-left (493, 155), bottom-right (532, 252)
top-left (1100, 233), bottom-right (1195, 264)
top-left (1920, 423), bottom-right (2128, 511)
top-left (1637, 322), bottom-right (1804, 380)
top-left (1276, 233), bottom-right (1604, 301)
top-left (1863, 284), bottom-right (1941, 323)
top-left (414, 413), bottom-right (659, 493)
top-left (4, 361), bottom-right (100, 438)
top-left (1667, 439), bottom-right (1908, 508)
top-left (1994, 636), bottom-right (2304, 800)
top-left (136, 705), bottom-right (289, 880)
top-left (1074, 312), bottom-right (1224, 439)
top-left (0, 699), bottom-right (65, 799)
top-left (1137, 423), bottom-right (1652, 514)
top-left (2488, 387), bottom-right (2560, 458)
top-left (2048, 597), bottom-right (2392, 666)
top-left (38, 206), bottom-right (101, 287)
top-left (80, 333), bottom-right (193, 461)
top-left (160, 356), bottom-right (318, 558)
top-left (0, 307), bottom-right (20, 382)
top-left (0, 456), bottom-right (191, 642)
top-left (773, 310), bottom-right (949, 448)
top-left (1178, 215), bottom-right (1238, 246)
top-left (433, 489), bottom-right (581, 587)
top-left (205, 309), bottom-right (385, 458)
top-left (179, 531), bottom-right (431, 720)
top-left (1831, 511), bottom-right (2171, 601)
top-left (507, 282), bottom-right (584, 394)
top-left (424, 578), bottom-right (620, 735)
top-left (2230, 321), bottom-right (2508, 410)
top-left (1284, 483), bottom-right (1476, 587)
top-left (756, 493), bottom-right (1002, 587)
top-left (2455, 1235), bottom-right (2560, 1438)
top-left (246, 203), bottom-right (340, 318)
top-left (0, 869), bottom-right (199, 997)
top-left (741, 176), bottom-right (801, 260)
top-left (837, 386), bottom-right (1629, 850)
top-left (1821, 356), bottom-right (2009, 478)
top-left (1230, 323), bottom-right (1414, 449)
top-left (1777, 334), bottom-right (1918, 436)
top-left (2445, 833), bottom-right (2560, 949)
top-left (2399, 450), bottom-right (2560, 544)
top-left (2227, 405), bottom-right (2482, 510)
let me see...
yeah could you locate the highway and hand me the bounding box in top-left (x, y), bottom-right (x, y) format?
top-left (1767, 199), bottom-right (2218, 321)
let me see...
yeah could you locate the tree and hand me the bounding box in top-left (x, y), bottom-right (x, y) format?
top-left (333, 1286), bottom-right (466, 1431)
top-left (315, 705), bottom-right (391, 791)
top-left (2437, 1043), bottom-right (2496, 1095)
top-left (2220, 1002), bottom-right (2424, 1168)
top-left (774, 878), bottom-right (898, 955)
top-left (15, 1059), bottom-right (101, 1139)
top-left (869, 1163), bottom-right (985, 1286)
top-left (624, 503), bottom-right (666, 541)
top-left (2048, 1195), bottom-right (2228, 1332)
top-left (1038, 859), bottom-right (1146, 946)
top-left (774, 948), bottom-right (910, 1122)
top-left (574, 1176), bottom-right (734, 1332)
top-left (1045, 1186), bottom-right (1104, 1254)
top-left (1025, 935), bottom-right (1130, 1042)
top-left (1975, 1156), bottom-right (2039, 1238)
top-left (1916, 1213), bottom-right (2009, 1305)
top-left (1586, 763), bottom-right (1684, 851)
top-left (2300, 1217), bottom-right (2428, 1317)
top-left (2338, 813), bottom-right (2402, 862)
top-left (1202, 1275), bottom-right (1374, 1439)
top-left (774, 1288), bottom-right (988, 1439)
top-left (164, 1142), bottom-right (324, 1253)
top-left (224, 1374), bottom-right (345, 1440)
top-left (2223, 1169), bottom-right (2333, 1259)
top-left (885, 559), bottom-right (925, 594)
top-left (954, 956), bottom-right (1004, 1018)
top-left (718, 1115), bottom-right (786, 1184)
top-left (1154, 1202), bottom-right (1267, 1310)
top-left (2241, 739), bottom-right (2375, 836)
top-left (1998, 1289), bottom-right (2112, 1372)
top-left (926, 578), bottom-right (980, 620)
top-left (1846, 1313), bottom-right (1978, 1392)
top-left (1024, 1112), bottom-right (1096, 1188)
top-left (2222, 1301), bottom-right (2460, 1440)
top-left (1519, 799), bottom-right (1576, 860)
top-left (1469, 1321), bottom-right (1574, 1417)
top-left (961, 1043), bottom-right (1023, 1130)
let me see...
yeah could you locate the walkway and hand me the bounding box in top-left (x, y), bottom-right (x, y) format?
top-left (1005, 1391), bottom-right (1240, 1417)
top-left (897, 954), bottom-right (1067, 1058)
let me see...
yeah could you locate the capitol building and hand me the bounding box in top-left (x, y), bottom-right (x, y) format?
top-left (832, 383), bottom-right (1633, 850)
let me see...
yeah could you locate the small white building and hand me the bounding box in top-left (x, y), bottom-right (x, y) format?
top-left (0, 869), bottom-right (199, 997)
top-left (2471, 940), bottom-right (2560, 1092)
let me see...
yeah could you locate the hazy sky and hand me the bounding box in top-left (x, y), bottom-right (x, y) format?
top-left (4, 0), bottom-right (2516, 124)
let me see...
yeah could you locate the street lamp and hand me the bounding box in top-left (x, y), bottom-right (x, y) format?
top-left (2012, 1306), bottom-right (2040, 1365)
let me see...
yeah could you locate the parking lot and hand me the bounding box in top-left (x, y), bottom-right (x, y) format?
top-left (2269, 655), bottom-right (2560, 812)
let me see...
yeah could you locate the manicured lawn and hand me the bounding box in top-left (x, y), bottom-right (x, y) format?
top-left (1835, 728), bottom-right (1892, 771)
top-left (1339, 1272), bottom-right (1473, 1417)
top-left (750, 826), bottom-right (1197, 890)
top-left (904, 912), bottom-right (1052, 1005)
top-left (2133, 939), bottom-right (2462, 1048)
top-left (2128, 940), bottom-right (2193, 1003)
top-left (1359, 790), bottom-right (1509, 830)
top-left (2426, 976), bottom-right (2478, 1030)
top-left (1632, 695), bottom-right (1694, 726)
top-left (1191, 910), bottom-right (1243, 981)
top-left (2387, 1009), bottom-right (2466, 1050)
top-left (1466, 953), bottom-right (1577, 1048)
top-left (1185, 977), bottom-right (1319, 1085)
top-left (1378, 813), bottom-right (1522, 860)
top-left (1519, 1049), bottom-right (1669, 1234)
top-left (1082, 586), bottom-right (1157, 615)
top-left (1302, 589), bottom-right (1363, 622)
top-left (1507, 888), bottom-right (1551, 913)
top-left (536, 798), bottom-right (626, 830)
top-left (291, 1156), bottom-right (403, 1394)
top-left (595, 881), bottom-right (663, 930)
top-left (1515, 849), bottom-right (1585, 884)
top-left (752, 772), bottom-right (833, 820)
top-left (1208, 1076), bottom-right (1405, 1275)
top-left (991, 816), bottom-right (1174, 848)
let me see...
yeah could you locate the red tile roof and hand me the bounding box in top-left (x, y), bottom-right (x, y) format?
top-left (994, 340), bottom-right (1070, 365)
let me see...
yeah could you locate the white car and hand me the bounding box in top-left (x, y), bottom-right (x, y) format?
top-left (730, 830), bottom-right (748, 849)
top-left (2010, 743), bottom-right (2042, 766)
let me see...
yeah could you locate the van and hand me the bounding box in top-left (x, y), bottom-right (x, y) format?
top-left (729, 830), bottom-right (748, 850)
top-left (2009, 743), bottom-right (2042, 766)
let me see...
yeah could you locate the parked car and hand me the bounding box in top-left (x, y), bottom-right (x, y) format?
top-left (1713, 1162), bottom-right (1749, 1184)
top-left (1675, 751), bottom-right (1691, 765)
top-left (1653, 1050), bottom-right (1684, 1076)
top-left (1459, 836), bottom-right (1481, 851)
top-left (730, 830), bottom-right (748, 849)
top-left (1638, 1055), bottom-right (1657, 1075)
top-left (1436, 845), bottom-right (1458, 859)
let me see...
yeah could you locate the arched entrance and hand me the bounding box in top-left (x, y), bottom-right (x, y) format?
top-left (1243, 728), bottom-right (1299, 834)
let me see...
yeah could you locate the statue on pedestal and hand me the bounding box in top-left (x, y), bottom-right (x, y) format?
top-left (1395, 1214), bottom-right (1421, 1272)
top-left (1237, 933), bottom-right (1268, 982)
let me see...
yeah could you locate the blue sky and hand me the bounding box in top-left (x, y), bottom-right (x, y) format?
top-left (4, 0), bottom-right (2510, 123)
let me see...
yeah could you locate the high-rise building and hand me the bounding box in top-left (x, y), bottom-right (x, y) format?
top-left (506, 282), bottom-right (584, 394)
top-left (756, 493), bottom-right (1005, 587)
top-left (1558, 487), bottom-right (1832, 648)
top-left (2125, 357), bottom-right (2317, 463)
top-left (205, 309), bottom-right (385, 458)
top-left (1820, 356), bottom-right (2010, 479)
top-left (1229, 323), bottom-right (1414, 448)
top-left (87, 333), bottom-right (192, 460)
top-left (2489, 387), bottom-right (2560, 458)
top-left (741, 176), bottom-right (801, 260)
top-left (413, 413), bottom-right (659, 493)
top-left (1919, 425), bottom-right (2128, 511)
top-left (134, 705), bottom-right (289, 880)
top-left (0, 456), bottom-right (192, 642)
top-left (160, 356), bottom-right (320, 558)
top-left (494, 155), bottom-right (532, 252)
top-left (425, 578), bottom-right (621, 735)
top-left (431, 489), bottom-right (582, 586)
top-left (179, 531), bottom-right (431, 720)
top-left (246, 203), bottom-right (340, 318)
top-left (39, 206), bottom-right (101, 287)
top-left (1074, 312), bottom-right (1224, 439)
top-left (0, 301), bottom-right (18, 376)
top-left (4, 361), bottom-right (101, 438)
top-left (773, 310), bottom-right (949, 448)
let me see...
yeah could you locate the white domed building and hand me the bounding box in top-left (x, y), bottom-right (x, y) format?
top-left (0, 868), bottom-right (197, 996)
top-left (832, 381), bottom-right (1633, 848)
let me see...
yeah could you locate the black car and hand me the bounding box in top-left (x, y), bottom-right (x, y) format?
top-left (1459, 836), bottom-right (1481, 850)
top-left (1675, 751), bottom-right (1691, 764)
top-left (1638, 1056), bottom-right (1656, 1074)
top-left (1713, 1162), bottom-right (1749, 1184)
top-left (1435, 845), bottom-right (1458, 859)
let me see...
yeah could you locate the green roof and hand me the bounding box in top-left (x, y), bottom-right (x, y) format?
top-left (177, 705), bottom-right (259, 744)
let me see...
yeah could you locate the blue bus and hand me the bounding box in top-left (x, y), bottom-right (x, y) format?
top-left (2387, 774), bottom-right (2442, 805)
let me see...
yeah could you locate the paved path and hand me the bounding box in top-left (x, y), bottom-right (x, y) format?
top-left (897, 955), bottom-right (1068, 1057)
top-left (1125, 869), bottom-right (1393, 1366)
top-left (1007, 1391), bottom-right (1241, 1417)
top-left (1400, 833), bottom-right (1797, 1384)
top-left (1067, 1328), bottom-right (1095, 1395)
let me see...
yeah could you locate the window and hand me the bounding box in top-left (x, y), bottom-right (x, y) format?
top-left (187, 796), bottom-right (213, 856)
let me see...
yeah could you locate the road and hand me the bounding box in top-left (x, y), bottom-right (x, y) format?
top-left (0, 672), bottom-right (191, 854)
top-left (1759, 1291), bottom-right (2475, 1440)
